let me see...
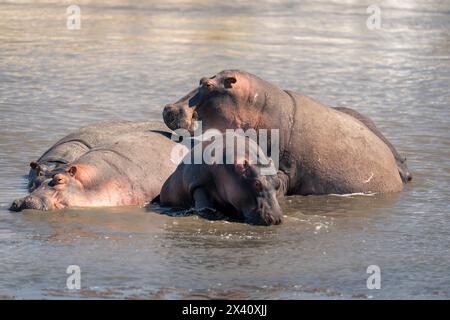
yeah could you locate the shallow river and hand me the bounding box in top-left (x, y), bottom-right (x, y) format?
top-left (0, 0), bottom-right (449, 299)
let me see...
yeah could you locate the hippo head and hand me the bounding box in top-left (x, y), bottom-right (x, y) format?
top-left (10, 165), bottom-right (87, 212)
top-left (220, 159), bottom-right (283, 226)
top-left (163, 70), bottom-right (262, 134)
top-left (210, 151), bottom-right (283, 225)
top-left (28, 161), bottom-right (66, 191)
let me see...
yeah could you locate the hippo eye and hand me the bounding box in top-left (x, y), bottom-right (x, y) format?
top-left (53, 175), bottom-right (66, 185)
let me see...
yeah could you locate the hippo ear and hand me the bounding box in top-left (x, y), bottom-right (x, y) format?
top-left (65, 164), bottom-right (95, 187)
top-left (68, 165), bottom-right (77, 177)
top-left (30, 161), bottom-right (39, 170)
top-left (223, 76), bottom-right (237, 89)
top-left (235, 159), bottom-right (251, 177)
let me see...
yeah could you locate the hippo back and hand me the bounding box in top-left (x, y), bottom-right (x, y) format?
top-left (28, 121), bottom-right (169, 191)
top-left (73, 129), bottom-right (181, 203)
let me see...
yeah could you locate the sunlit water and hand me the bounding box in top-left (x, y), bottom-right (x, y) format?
top-left (0, 0), bottom-right (449, 299)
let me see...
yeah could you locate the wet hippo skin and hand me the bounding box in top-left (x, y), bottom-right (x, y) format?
top-left (163, 70), bottom-right (411, 195)
top-left (159, 133), bottom-right (283, 226)
top-left (27, 120), bottom-right (169, 191)
top-left (11, 123), bottom-right (181, 211)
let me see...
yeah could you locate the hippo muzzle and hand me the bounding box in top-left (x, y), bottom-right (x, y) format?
top-left (243, 196), bottom-right (283, 226)
top-left (10, 195), bottom-right (50, 212)
top-left (163, 103), bottom-right (197, 133)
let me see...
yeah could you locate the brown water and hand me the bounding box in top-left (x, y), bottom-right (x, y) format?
top-left (0, 0), bottom-right (449, 299)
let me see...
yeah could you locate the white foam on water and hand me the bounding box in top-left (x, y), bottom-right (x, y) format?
top-left (328, 192), bottom-right (376, 197)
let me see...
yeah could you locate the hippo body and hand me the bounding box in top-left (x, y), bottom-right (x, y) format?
top-left (11, 125), bottom-right (180, 211)
top-left (163, 70), bottom-right (411, 195)
top-left (160, 133), bottom-right (283, 225)
top-left (282, 92), bottom-right (403, 194)
top-left (28, 120), bottom-right (168, 191)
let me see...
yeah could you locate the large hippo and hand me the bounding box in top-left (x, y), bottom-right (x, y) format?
top-left (159, 132), bottom-right (283, 225)
top-left (163, 70), bottom-right (411, 195)
top-left (27, 120), bottom-right (169, 191)
top-left (10, 129), bottom-right (181, 211)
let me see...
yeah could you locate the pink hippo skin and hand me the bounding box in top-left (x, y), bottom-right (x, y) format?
top-left (10, 128), bottom-right (181, 211)
top-left (27, 120), bottom-right (169, 191)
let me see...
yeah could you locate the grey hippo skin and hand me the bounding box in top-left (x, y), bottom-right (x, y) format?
top-left (159, 134), bottom-right (283, 225)
top-left (333, 107), bottom-right (412, 183)
top-left (27, 120), bottom-right (169, 191)
top-left (163, 70), bottom-right (412, 195)
top-left (10, 125), bottom-right (179, 211)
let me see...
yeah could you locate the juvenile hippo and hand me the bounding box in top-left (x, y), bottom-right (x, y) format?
top-left (27, 120), bottom-right (168, 191)
top-left (159, 132), bottom-right (283, 225)
top-left (163, 70), bottom-right (411, 195)
top-left (10, 130), bottom-right (181, 211)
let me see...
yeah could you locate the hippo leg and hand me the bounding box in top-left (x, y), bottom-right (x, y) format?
top-left (276, 171), bottom-right (290, 196)
top-left (334, 107), bottom-right (412, 183)
top-left (187, 188), bottom-right (225, 220)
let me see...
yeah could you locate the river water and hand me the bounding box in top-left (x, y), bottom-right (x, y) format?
top-left (0, 0), bottom-right (449, 299)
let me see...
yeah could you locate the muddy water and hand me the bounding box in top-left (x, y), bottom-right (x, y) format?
top-left (0, 0), bottom-right (449, 299)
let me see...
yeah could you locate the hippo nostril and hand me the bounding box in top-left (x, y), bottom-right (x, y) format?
top-left (166, 112), bottom-right (175, 124)
top-left (163, 105), bottom-right (178, 127)
top-left (270, 213), bottom-right (283, 225)
top-left (260, 205), bottom-right (283, 226)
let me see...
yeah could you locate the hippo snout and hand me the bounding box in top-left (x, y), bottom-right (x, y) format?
top-left (262, 210), bottom-right (283, 226)
top-left (163, 104), bottom-right (183, 131)
top-left (244, 201), bottom-right (283, 226)
top-left (9, 196), bottom-right (47, 212)
top-left (260, 208), bottom-right (283, 226)
top-left (244, 209), bottom-right (282, 226)
top-left (259, 197), bottom-right (283, 226)
top-left (9, 198), bottom-right (24, 212)
top-left (163, 104), bottom-right (196, 132)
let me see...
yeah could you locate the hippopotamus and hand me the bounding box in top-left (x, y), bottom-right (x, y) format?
top-left (163, 70), bottom-right (412, 195)
top-left (27, 120), bottom-right (169, 191)
top-left (10, 128), bottom-right (181, 211)
top-left (159, 132), bottom-right (283, 225)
